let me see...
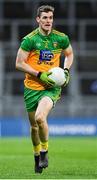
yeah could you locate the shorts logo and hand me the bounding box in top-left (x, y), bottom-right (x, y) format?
top-left (39, 50), bottom-right (54, 61)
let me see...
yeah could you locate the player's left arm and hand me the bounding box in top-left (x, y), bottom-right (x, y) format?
top-left (63, 44), bottom-right (74, 70)
top-left (63, 44), bottom-right (74, 86)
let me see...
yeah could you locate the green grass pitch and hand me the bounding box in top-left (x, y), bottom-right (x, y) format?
top-left (0, 137), bottom-right (97, 179)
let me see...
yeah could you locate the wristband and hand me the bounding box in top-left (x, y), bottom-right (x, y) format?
top-left (37, 72), bottom-right (41, 78)
top-left (64, 68), bottom-right (69, 72)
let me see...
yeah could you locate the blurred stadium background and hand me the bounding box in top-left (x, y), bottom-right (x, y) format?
top-left (0, 0), bottom-right (97, 137)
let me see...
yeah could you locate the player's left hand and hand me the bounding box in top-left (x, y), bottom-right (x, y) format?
top-left (63, 68), bottom-right (70, 86)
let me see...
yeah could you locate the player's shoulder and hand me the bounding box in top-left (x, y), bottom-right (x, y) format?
top-left (24, 28), bottom-right (39, 40)
top-left (52, 29), bottom-right (67, 37)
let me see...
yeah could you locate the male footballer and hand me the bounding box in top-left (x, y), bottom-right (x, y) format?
top-left (16, 5), bottom-right (74, 173)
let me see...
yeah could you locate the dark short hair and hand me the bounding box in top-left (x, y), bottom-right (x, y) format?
top-left (37, 5), bottom-right (54, 17)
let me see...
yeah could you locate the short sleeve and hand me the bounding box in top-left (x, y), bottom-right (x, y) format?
top-left (20, 37), bottom-right (33, 51)
top-left (61, 35), bottom-right (70, 49)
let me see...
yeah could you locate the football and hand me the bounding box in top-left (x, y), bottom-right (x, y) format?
top-left (48, 67), bottom-right (66, 86)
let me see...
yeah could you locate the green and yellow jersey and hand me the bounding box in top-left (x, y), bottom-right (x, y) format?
top-left (20, 28), bottom-right (70, 90)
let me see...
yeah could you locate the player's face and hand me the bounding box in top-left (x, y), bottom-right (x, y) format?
top-left (36, 11), bottom-right (53, 33)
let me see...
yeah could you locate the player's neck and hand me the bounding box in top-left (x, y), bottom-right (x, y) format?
top-left (39, 27), bottom-right (51, 36)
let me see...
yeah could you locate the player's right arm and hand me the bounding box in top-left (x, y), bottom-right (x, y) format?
top-left (15, 48), bottom-right (39, 76)
top-left (15, 48), bottom-right (55, 86)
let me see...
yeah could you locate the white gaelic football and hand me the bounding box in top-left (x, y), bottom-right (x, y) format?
top-left (48, 67), bottom-right (66, 86)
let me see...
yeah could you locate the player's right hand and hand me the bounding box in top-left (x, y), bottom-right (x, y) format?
top-left (37, 72), bottom-right (55, 86)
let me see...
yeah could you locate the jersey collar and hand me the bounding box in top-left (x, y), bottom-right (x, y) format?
top-left (38, 28), bottom-right (52, 39)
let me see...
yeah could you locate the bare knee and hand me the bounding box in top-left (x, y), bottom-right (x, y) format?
top-left (35, 112), bottom-right (45, 128)
top-left (31, 123), bottom-right (38, 133)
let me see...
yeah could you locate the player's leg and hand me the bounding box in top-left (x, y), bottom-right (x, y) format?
top-left (35, 96), bottom-right (53, 168)
top-left (35, 96), bottom-right (53, 144)
top-left (28, 111), bottom-right (40, 150)
top-left (28, 111), bottom-right (42, 173)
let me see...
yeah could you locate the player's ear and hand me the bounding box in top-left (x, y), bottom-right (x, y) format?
top-left (36, 16), bottom-right (40, 23)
